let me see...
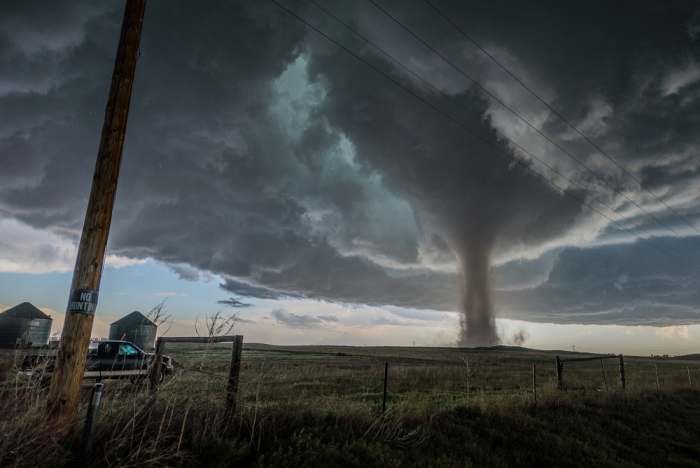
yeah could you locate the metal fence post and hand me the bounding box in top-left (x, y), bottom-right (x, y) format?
top-left (655, 364), bottom-right (660, 389)
top-left (80, 382), bottom-right (104, 459)
top-left (226, 335), bottom-right (243, 413)
top-left (381, 362), bottom-right (388, 415)
top-left (555, 356), bottom-right (563, 390)
top-left (601, 359), bottom-right (609, 394)
top-left (618, 354), bottom-right (625, 389)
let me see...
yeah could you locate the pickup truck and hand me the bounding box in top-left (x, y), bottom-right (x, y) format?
top-left (21, 340), bottom-right (174, 384)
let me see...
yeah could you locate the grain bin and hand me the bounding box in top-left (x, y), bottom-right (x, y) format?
top-left (0, 302), bottom-right (53, 348)
top-left (108, 311), bottom-right (156, 349)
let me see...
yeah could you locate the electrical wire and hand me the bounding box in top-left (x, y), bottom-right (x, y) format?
top-left (270, 0), bottom-right (700, 274)
top-left (369, 0), bottom-right (700, 255)
top-left (424, 0), bottom-right (700, 239)
top-left (306, 0), bottom-right (700, 269)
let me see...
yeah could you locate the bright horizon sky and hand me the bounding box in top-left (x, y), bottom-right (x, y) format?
top-left (2, 247), bottom-right (698, 357)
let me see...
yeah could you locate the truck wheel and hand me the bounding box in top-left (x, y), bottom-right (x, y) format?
top-left (158, 366), bottom-right (165, 383)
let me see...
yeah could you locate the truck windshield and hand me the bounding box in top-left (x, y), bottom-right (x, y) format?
top-left (88, 343), bottom-right (98, 355)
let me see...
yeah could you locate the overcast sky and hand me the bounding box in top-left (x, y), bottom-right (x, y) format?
top-left (1, 0), bottom-right (700, 353)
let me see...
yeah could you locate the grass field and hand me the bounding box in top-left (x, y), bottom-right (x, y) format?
top-left (2, 343), bottom-right (700, 467)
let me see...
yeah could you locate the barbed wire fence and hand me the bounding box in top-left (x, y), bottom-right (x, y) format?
top-left (5, 343), bottom-right (697, 420)
top-left (151, 344), bottom-right (700, 417)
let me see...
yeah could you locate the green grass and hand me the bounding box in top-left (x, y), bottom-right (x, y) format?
top-left (2, 344), bottom-right (700, 467)
top-left (253, 392), bottom-right (700, 468)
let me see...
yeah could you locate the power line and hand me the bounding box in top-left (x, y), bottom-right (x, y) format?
top-left (306, 0), bottom-right (700, 270)
top-left (368, 0), bottom-right (700, 256)
top-left (270, 0), bottom-right (700, 274)
top-left (424, 0), bottom-right (700, 240)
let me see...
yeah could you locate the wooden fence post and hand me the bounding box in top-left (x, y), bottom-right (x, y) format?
top-left (601, 359), bottom-right (609, 394)
top-left (381, 362), bottom-right (388, 415)
top-left (688, 367), bottom-right (692, 387)
top-left (618, 354), bottom-right (625, 389)
top-left (555, 356), bottom-right (563, 390)
top-left (655, 364), bottom-right (660, 389)
top-left (532, 364), bottom-right (536, 405)
top-left (150, 338), bottom-right (164, 389)
top-left (226, 335), bottom-right (243, 413)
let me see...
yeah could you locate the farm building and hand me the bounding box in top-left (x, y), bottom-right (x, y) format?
top-left (108, 311), bottom-right (156, 349)
top-left (0, 302), bottom-right (53, 348)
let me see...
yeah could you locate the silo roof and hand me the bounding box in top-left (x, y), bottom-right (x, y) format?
top-left (110, 311), bottom-right (155, 327)
top-left (0, 302), bottom-right (52, 320)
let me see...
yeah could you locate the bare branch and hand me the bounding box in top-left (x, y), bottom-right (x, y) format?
top-left (145, 298), bottom-right (174, 348)
top-left (195, 310), bottom-right (239, 371)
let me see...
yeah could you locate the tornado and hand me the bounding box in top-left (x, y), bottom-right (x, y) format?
top-left (454, 230), bottom-right (500, 347)
top-left (422, 203), bottom-right (503, 347)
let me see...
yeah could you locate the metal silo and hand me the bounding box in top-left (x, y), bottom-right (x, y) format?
top-left (108, 311), bottom-right (156, 349)
top-left (0, 302), bottom-right (53, 348)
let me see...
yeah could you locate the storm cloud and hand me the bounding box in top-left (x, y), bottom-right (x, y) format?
top-left (1, 0), bottom-right (700, 333)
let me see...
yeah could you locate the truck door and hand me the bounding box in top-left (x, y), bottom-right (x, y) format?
top-left (99, 342), bottom-right (120, 377)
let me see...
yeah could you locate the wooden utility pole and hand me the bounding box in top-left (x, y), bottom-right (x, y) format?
top-left (47, 0), bottom-right (146, 422)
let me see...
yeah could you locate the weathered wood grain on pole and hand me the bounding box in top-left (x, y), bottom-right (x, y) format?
top-left (46, 0), bottom-right (146, 422)
top-left (226, 335), bottom-right (243, 412)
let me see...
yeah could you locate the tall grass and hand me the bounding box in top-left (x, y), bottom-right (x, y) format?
top-left (1, 345), bottom-right (699, 467)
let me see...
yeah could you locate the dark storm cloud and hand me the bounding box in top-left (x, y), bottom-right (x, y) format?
top-left (220, 280), bottom-right (293, 302)
top-left (1, 0), bottom-right (700, 329)
top-left (0, 1), bottom-right (120, 96)
top-left (217, 297), bottom-right (253, 308)
top-left (220, 241), bottom-right (460, 311)
top-left (499, 238), bottom-right (700, 326)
